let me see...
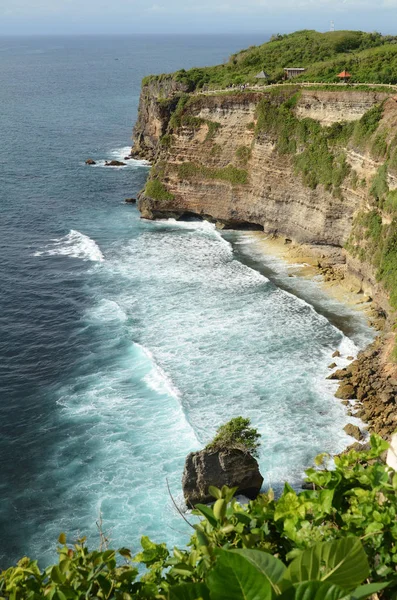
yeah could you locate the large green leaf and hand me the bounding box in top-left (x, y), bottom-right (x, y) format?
top-left (169, 582), bottom-right (210, 600)
top-left (230, 549), bottom-right (286, 594)
top-left (279, 581), bottom-right (350, 600)
top-left (208, 486), bottom-right (222, 500)
top-left (351, 581), bottom-right (390, 599)
top-left (283, 537), bottom-right (369, 592)
top-left (195, 505), bottom-right (218, 527)
top-left (207, 549), bottom-right (273, 600)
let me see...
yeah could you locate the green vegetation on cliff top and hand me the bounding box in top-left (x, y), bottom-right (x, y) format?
top-left (1, 435), bottom-right (396, 599)
top-left (143, 30), bottom-right (397, 90)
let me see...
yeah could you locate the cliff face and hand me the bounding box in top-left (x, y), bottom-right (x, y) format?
top-left (134, 88), bottom-right (391, 306)
top-left (132, 79), bottom-right (188, 160)
top-left (132, 83), bottom-right (397, 437)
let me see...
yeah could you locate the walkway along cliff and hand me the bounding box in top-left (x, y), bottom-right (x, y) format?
top-left (132, 80), bottom-right (397, 439)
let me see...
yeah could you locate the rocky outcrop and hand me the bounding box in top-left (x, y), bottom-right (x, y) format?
top-left (85, 158), bottom-right (96, 165)
top-left (182, 448), bottom-right (264, 507)
top-left (332, 338), bottom-right (397, 439)
top-left (343, 424), bottom-right (364, 441)
top-left (132, 78), bottom-right (188, 161)
top-left (105, 160), bottom-right (126, 167)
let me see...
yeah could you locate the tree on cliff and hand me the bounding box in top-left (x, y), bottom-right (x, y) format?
top-left (205, 416), bottom-right (261, 457)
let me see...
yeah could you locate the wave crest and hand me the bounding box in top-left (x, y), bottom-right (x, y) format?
top-left (34, 230), bottom-right (104, 262)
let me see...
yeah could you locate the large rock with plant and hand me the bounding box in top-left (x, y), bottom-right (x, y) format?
top-left (182, 417), bottom-right (263, 506)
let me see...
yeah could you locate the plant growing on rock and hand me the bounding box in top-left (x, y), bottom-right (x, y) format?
top-left (205, 416), bottom-right (261, 457)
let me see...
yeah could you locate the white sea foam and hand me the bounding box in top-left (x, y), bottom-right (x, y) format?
top-left (34, 230), bottom-right (104, 262)
top-left (88, 299), bottom-right (127, 323)
top-left (154, 218), bottom-right (218, 232)
top-left (88, 146), bottom-right (151, 169)
top-left (136, 342), bottom-right (182, 399)
top-left (40, 215), bottom-right (376, 562)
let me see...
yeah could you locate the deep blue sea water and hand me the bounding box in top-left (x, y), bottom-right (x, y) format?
top-left (0, 34), bottom-right (374, 567)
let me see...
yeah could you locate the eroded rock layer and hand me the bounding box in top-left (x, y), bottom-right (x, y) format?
top-left (132, 84), bottom-right (397, 438)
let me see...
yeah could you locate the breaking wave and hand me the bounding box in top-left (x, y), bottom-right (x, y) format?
top-left (34, 230), bottom-right (104, 262)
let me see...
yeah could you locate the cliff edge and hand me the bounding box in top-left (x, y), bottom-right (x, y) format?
top-left (132, 78), bottom-right (397, 438)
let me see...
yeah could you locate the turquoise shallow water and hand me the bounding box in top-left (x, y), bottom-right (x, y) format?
top-left (0, 35), bottom-right (373, 567)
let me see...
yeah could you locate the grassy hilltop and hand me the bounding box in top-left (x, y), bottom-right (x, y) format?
top-left (144, 30), bottom-right (397, 90)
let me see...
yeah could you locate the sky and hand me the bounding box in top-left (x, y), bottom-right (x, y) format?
top-left (0, 0), bottom-right (396, 36)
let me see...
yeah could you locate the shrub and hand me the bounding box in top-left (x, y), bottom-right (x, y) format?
top-left (210, 144), bottom-right (222, 157)
top-left (160, 134), bottom-right (173, 148)
top-left (384, 190), bottom-right (397, 213)
top-left (168, 94), bottom-right (191, 130)
top-left (353, 104), bottom-right (384, 148)
top-left (205, 121), bottom-right (221, 140)
top-left (206, 416), bottom-right (261, 457)
top-left (235, 146), bottom-right (252, 163)
top-left (371, 130), bottom-right (388, 160)
top-left (370, 163), bottom-right (389, 201)
top-left (145, 179), bottom-right (174, 201)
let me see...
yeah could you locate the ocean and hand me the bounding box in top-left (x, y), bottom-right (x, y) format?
top-left (0, 34), bottom-right (373, 567)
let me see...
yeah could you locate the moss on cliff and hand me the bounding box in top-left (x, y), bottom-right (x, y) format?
top-left (255, 92), bottom-right (352, 194)
top-left (178, 162), bottom-right (248, 185)
top-left (144, 179), bottom-right (174, 201)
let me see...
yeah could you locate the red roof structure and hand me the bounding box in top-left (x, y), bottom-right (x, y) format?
top-left (337, 70), bottom-right (352, 80)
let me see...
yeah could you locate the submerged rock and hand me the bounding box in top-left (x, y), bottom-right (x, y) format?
top-left (125, 198), bottom-right (137, 204)
top-left (182, 448), bottom-right (263, 507)
top-left (85, 158), bottom-right (96, 165)
top-left (105, 160), bottom-right (126, 167)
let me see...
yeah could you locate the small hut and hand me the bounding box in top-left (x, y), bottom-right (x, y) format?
top-left (255, 70), bottom-right (270, 80)
top-left (283, 68), bottom-right (306, 80)
top-left (337, 70), bottom-right (352, 83)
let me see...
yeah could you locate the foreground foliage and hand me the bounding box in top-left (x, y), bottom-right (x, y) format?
top-left (1, 435), bottom-right (397, 599)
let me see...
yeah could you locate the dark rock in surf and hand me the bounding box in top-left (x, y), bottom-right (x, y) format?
top-left (85, 158), bottom-right (96, 165)
top-left (182, 448), bottom-right (263, 507)
top-left (105, 160), bottom-right (126, 167)
top-left (125, 198), bottom-right (137, 204)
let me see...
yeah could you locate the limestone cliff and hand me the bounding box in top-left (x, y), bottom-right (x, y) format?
top-left (132, 84), bottom-right (397, 437)
top-left (134, 88), bottom-right (388, 298)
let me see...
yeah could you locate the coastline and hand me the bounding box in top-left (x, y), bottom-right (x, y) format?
top-left (246, 232), bottom-right (380, 326)
top-left (237, 230), bottom-right (397, 442)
